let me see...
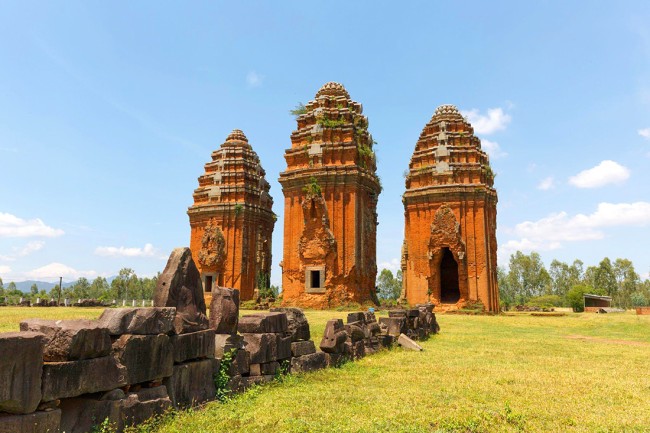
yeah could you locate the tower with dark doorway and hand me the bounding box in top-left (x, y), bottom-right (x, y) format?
top-left (401, 105), bottom-right (499, 312)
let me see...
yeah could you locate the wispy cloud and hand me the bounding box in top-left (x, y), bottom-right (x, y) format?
top-left (24, 262), bottom-right (97, 282)
top-left (568, 160), bottom-right (630, 188)
top-left (462, 107), bottom-right (511, 135)
top-left (0, 265), bottom-right (11, 274)
top-left (378, 258), bottom-right (401, 275)
top-left (537, 177), bottom-right (555, 191)
top-left (639, 128), bottom-right (650, 139)
top-left (500, 201), bottom-right (650, 255)
top-left (95, 243), bottom-right (157, 258)
top-left (246, 71), bottom-right (264, 88)
top-left (0, 213), bottom-right (64, 238)
top-left (481, 139), bottom-right (508, 159)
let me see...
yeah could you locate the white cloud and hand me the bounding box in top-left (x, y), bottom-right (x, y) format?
top-left (0, 213), bottom-right (64, 238)
top-left (638, 128), bottom-right (650, 139)
top-left (501, 201), bottom-right (650, 255)
top-left (568, 160), bottom-right (630, 188)
top-left (25, 263), bottom-right (97, 281)
top-left (246, 71), bottom-right (263, 88)
top-left (17, 241), bottom-right (45, 257)
top-left (462, 107), bottom-right (511, 135)
top-left (537, 177), bottom-right (555, 191)
top-left (0, 265), bottom-right (11, 274)
top-left (481, 139), bottom-right (508, 159)
top-left (94, 243), bottom-right (157, 258)
top-left (378, 258), bottom-right (401, 275)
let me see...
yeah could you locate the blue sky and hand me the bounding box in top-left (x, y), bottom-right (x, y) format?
top-left (1, 1), bottom-right (650, 285)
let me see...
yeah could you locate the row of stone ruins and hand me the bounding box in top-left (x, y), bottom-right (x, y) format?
top-left (0, 248), bottom-right (439, 433)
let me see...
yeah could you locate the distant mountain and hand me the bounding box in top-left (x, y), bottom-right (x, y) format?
top-left (10, 277), bottom-right (117, 294)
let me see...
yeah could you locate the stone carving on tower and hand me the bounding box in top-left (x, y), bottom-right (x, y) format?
top-left (279, 82), bottom-right (381, 308)
top-left (402, 105), bottom-right (499, 312)
top-left (188, 129), bottom-right (275, 303)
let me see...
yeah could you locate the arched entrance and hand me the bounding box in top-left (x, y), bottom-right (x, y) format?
top-left (440, 247), bottom-right (460, 303)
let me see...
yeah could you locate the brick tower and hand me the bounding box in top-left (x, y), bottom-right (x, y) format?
top-left (279, 82), bottom-right (381, 308)
top-left (401, 105), bottom-right (499, 312)
top-left (188, 129), bottom-right (275, 303)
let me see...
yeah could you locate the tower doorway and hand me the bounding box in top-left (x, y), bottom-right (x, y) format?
top-left (440, 248), bottom-right (460, 303)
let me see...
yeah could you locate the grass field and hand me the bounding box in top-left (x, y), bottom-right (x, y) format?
top-left (1, 308), bottom-right (649, 432)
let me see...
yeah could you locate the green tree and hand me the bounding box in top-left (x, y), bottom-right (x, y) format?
top-left (612, 258), bottom-right (640, 309)
top-left (89, 277), bottom-right (110, 300)
top-left (0, 277), bottom-right (5, 298)
top-left (497, 266), bottom-right (514, 309)
top-left (30, 283), bottom-right (38, 296)
top-left (377, 269), bottom-right (400, 300)
top-left (112, 268), bottom-right (139, 300)
top-left (593, 258), bottom-right (617, 297)
top-left (506, 251), bottom-right (552, 304)
top-left (6, 281), bottom-right (23, 297)
top-left (549, 259), bottom-right (583, 299)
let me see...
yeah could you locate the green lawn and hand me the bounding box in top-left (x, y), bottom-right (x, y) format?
top-left (2, 307), bottom-right (649, 432)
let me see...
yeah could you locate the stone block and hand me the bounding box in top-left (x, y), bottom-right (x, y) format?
top-left (378, 334), bottom-right (394, 348)
top-left (163, 359), bottom-right (216, 408)
top-left (407, 309), bottom-right (420, 317)
top-left (290, 352), bottom-right (328, 374)
top-left (97, 308), bottom-right (175, 335)
top-left (270, 307), bottom-right (310, 342)
top-left (118, 386), bottom-right (171, 429)
top-left (237, 312), bottom-right (288, 334)
top-left (346, 312), bottom-right (366, 324)
top-left (364, 311), bottom-right (377, 323)
top-left (112, 334), bottom-right (173, 385)
top-left (291, 340), bottom-right (316, 357)
top-left (232, 349), bottom-right (250, 376)
top-left (170, 329), bottom-right (215, 363)
top-left (379, 317), bottom-right (405, 337)
top-left (277, 335), bottom-right (292, 360)
top-left (260, 361), bottom-right (279, 375)
top-left (344, 324), bottom-right (366, 343)
top-left (227, 375), bottom-right (245, 394)
top-left (320, 319), bottom-right (347, 354)
top-left (325, 352), bottom-right (349, 367)
top-left (388, 309), bottom-right (407, 318)
top-left (209, 287), bottom-right (239, 334)
top-left (242, 333), bottom-right (276, 364)
top-left (154, 247), bottom-right (209, 334)
top-left (20, 319), bottom-right (111, 361)
top-left (397, 333), bottom-right (423, 351)
top-left (214, 333), bottom-right (243, 359)
top-left (416, 302), bottom-right (435, 313)
top-left (352, 340), bottom-right (365, 359)
top-left (0, 331), bottom-right (44, 414)
top-left (59, 393), bottom-right (122, 433)
top-left (41, 356), bottom-right (127, 401)
top-left (249, 363), bottom-right (262, 376)
top-left (367, 321), bottom-right (381, 336)
top-left (0, 409), bottom-right (61, 433)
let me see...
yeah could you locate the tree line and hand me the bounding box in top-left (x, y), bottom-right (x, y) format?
top-left (499, 251), bottom-right (650, 311)
top-left (0, 268), bottom-right (159, 303)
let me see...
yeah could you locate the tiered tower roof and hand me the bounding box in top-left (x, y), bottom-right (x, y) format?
top-left (405, 104), bottom-right (496, 194)
top-left (281, 82), bottom-right (379, 185)
top-left (190, 129), bottom-right (273, 211)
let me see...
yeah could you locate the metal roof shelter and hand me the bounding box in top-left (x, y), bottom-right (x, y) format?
top-left (584, 294), bottom-right (612, 312)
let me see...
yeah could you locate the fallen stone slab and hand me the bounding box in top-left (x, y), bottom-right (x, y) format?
top-left (346, 312), bottom-right (366, 324)
top-left (320, 319), bottom-right (347, 354)
top-left (209, 287), bottom-right (239, 334)
top-left (397, 333), bottom-right (423, 351)
top-left (270, 307), bottom-right (310, 342)
top-left (97, 307), bottom-right (176, 335)
top-left (237, 312), bottom-right (288, 334)
top-left (154, 247), bottom-right (209, 334)
top-left (277, 335), bottom-right (292, 360)
top-left (214, 333), bottom-right (243, 359)
top-left (20, 319), bottom-right (111, 361)
top-left (231, 349), bottom-right (250, 376)
top-left (291, 351), bottom-right (328, 374)
top-left (170, 329), bottom-right (215, 363)
top-left (0, 409), bottom-right (61, 433)
top-left (291, 340), bottom-right (316, 357)
top-left (163, 359), bottom-right (217, 408)
top-left (112, 334), bottom-right (173, 385)
top-left (260, 361), bottom-right (280, 375)
top-left (388, 309), bottom-right (407, 318)
top-left (41, 356), bottom-right (127, 401)
top-left (344, 323), bottom-right (366, 343)
top-left (0, 332), bottom-right (45, 414)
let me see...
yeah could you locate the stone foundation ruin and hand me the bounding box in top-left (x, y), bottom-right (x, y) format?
top-left (0, 249), bottom-right (438, 433)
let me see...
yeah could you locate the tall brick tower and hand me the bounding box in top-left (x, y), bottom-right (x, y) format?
top-left (279, 82), bottom-right (381, 308)
top-left (402, 105), bottom-right (499, 312)
top-left (188, 129), bottom-right (275, 303)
